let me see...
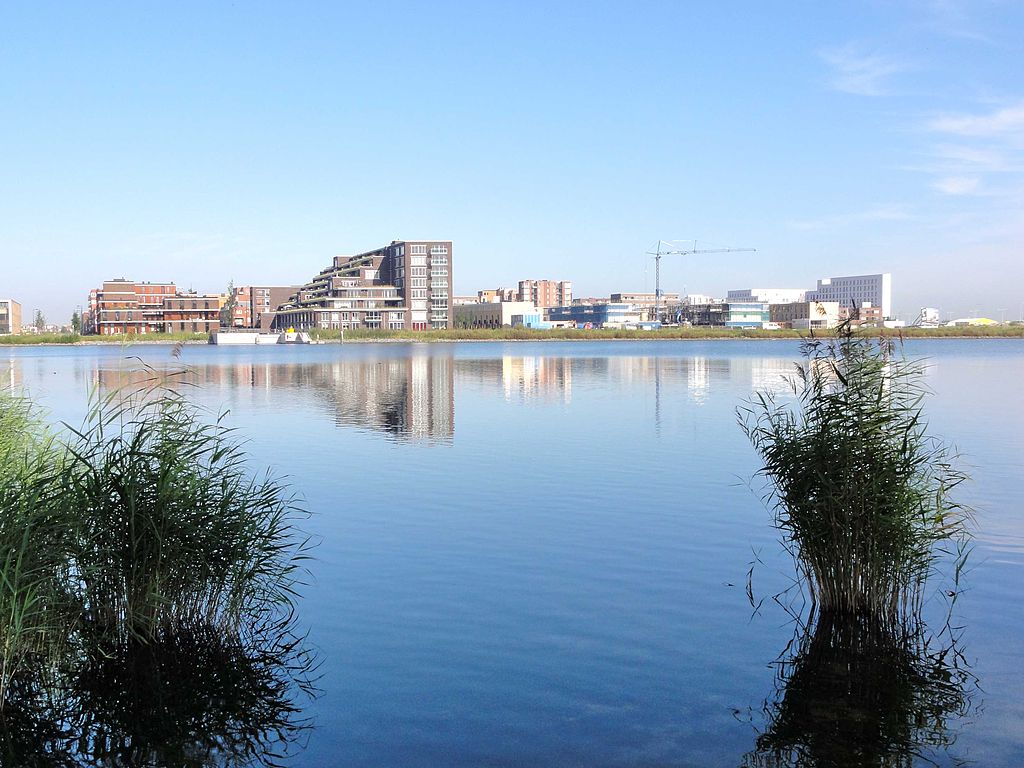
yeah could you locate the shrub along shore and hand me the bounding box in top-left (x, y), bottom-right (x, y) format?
top-left (2, 325), bottom-right (1024, 345)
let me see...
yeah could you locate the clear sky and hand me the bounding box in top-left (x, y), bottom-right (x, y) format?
top-left (2, 1), bottom-right (1022, 323)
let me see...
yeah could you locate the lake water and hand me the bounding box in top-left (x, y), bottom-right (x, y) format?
top-left (3, 340), bottom-right (1023, 767)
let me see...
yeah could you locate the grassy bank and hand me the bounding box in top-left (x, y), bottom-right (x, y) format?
top-left (0, 331), bottom-right (209, 345)
top-left (310, 325), bottom-right (1024, 342)
top-left (2, 325), bottom-right (1022, 346)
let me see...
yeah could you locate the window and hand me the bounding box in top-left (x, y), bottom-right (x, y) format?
top-left (430, 245), bottom-right (448, 255)
top-left (411, 245), bottom-right (427, 255)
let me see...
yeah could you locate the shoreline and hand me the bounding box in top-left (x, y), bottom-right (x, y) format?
top-left (3, 331), bottom-right (1023, 347)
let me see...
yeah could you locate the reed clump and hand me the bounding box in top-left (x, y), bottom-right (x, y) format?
top-left (0, 381), bottom-right (312, 713)
top-left (738, 328), bottom-right (971, 623)
top-left (0, 394), bottom-right (78, 704)
top-left (62, 386), bottom-right (310, 642)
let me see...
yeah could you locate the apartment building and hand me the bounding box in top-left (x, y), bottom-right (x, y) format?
top-left (230, 285), bottom-right (300, 330)
top-left (88, 279), bottom-right (178, 335)
top-left (517, 279), bottom-right (572, 308)
top-left (806, 273), bottom-right (892, 319)
top-left (478, 288), bottom-right (517, 303)
top-left (0, 298), bottom-right (22, 335)
top-left (85, 279), bottom-right (222, 335)
top-left (163, 293), bottom-right (222, 334)
top-left (274, 240), bottom-right (453, 332)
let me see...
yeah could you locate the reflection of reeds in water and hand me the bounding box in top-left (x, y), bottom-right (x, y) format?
top-left (1, 621), bottom-right (316, 766)
top-left (742, 612), bottom-right (973, 768)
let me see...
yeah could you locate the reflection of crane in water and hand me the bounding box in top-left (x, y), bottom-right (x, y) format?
top-left (646, 240), bottom-right (756, 322)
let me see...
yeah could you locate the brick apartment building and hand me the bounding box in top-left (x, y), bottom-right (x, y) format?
top-left (274, 240), bottom-right (453, 332)
top-left (0, 298), bottom-right (22, 335)
top-left (517, 279), bottom-right (572, 308)
top-left (229, 285), bottom-right (300, 330)
top-left (85, 279), bottom-right (222, 335)
top-left (162, 293), bottom-right (222, 334)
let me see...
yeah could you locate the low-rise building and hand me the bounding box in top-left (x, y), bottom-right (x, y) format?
top-left (0, 298), bottom-right (22, 335)
top-left (455, 301), bottom-right (539, 328)
top-left (677, 301), bottom-right (769, 328)
top-left (769, 301), bottom-right (840, 330)
top-left (547, 303), bottom-right (642, 329)
top-left (610, 291), bottom-right (681, 321)
top-left (839, 302), bottom-right (883, 327)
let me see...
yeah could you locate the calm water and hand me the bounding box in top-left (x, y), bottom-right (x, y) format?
top-left (3, 340), bottom-right (1023, 767)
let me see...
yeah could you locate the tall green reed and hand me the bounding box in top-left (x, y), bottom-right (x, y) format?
top-left (738, 327), bottom-right (971, 624)
top-left (0, 393), bottom-right (78, 704)
top-left (0, 374), bottom-right (312, 712)
top-left (61, 380), bottom-right (312, 642)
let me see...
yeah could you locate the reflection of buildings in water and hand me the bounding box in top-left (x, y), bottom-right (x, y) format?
top-left (1, 357), bottom-right (24, 391)
top-left (453, 355), bottom-right (756, 419)
top-left (687, 357), bottom-right (710, 405)
top-left (501, 356), bottom-right (572, 403)
top-left (88, 355), bottom-right (455, 443)
top-left (454, 355), bottom-right (747, 406)
top-left (452, 357), bottom-right (574, 403)
top-left (726, 357), bottom-right (798, 397)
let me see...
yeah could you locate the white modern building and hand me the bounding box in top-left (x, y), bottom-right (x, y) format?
top-left (806, 273), bottom-right (892, 319)
top-left (727, 288), bottom-right (806, 305)
top-left (682, 293), bottom-right (718, 305)
top-left (454, 301), bottom-right (540, 328)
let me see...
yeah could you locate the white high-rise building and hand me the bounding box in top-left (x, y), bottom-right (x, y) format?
top-left (806, 273), bottom-right (892, 319)
top-left (727, 288), bottom-right (806, 304)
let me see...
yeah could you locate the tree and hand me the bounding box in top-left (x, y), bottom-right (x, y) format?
top-left (71, 311), bottom-right (81, 334)
top-left (220, 281), bottom-right (238, 327)
top-left (34, 310), bottom-right (46, 331)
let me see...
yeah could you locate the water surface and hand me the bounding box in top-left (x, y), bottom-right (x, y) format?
top-left (4, 340), bottom-right (1022, 766)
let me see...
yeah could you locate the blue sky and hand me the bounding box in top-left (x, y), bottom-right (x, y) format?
top-left (2, 1), bottom-right (1022, 322)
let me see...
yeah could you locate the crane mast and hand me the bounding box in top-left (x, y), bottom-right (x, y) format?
top-left (646, 240), bottom-right (757, 322)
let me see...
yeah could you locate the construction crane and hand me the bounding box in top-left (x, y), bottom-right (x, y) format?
top-left (646, 240), bottom-right (756, 322)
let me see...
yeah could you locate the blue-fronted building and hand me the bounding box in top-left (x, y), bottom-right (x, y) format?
top-left (547, 303), bottom-right (642, 328)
